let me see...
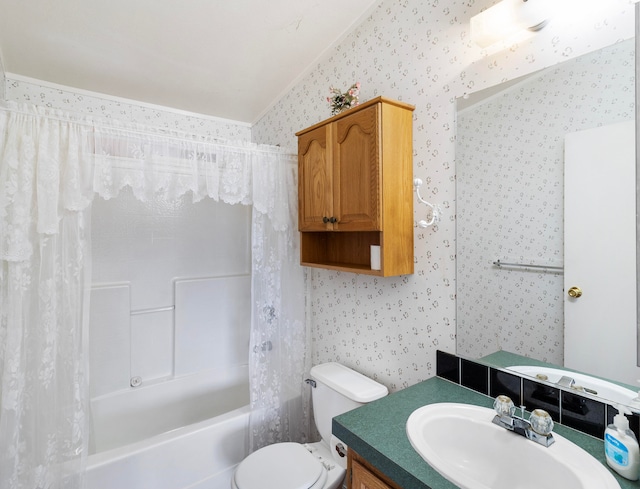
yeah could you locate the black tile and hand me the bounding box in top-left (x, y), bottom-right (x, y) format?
top-left (436, 350), bottom-right (460, 384)
top-left (490, 368), bottom-right (522, 405)
top-left (628, 411), bottom-right (639, 440)
top-left (607, 405), bottom-right (640, 441)
top-left (562, 391), bottom-right (606, 438)
top-left (461, 359), bottom-right (489, 395)
top-left (523, 378), bottom-right (560, 421)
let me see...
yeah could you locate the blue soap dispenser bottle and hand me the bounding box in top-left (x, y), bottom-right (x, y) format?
top-left (604, 405), bottom-right (640, 480)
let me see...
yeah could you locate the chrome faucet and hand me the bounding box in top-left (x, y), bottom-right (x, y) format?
top-left (557, 375), bottom-right (575, 388)
top-left (556, 375), bottom-right (598, 396)
top-left (492, 395), bottom-right (555, 447)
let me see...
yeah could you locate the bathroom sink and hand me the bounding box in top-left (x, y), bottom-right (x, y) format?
top-left (506, 365), bottom-right (638, 406)
top-left (406, 403), bottom-right (620, 489)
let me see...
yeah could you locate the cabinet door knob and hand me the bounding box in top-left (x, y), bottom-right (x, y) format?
top-left (323, 216), bottom-right (329, 223)
top-left (329, 217), bottom-right (338, 223)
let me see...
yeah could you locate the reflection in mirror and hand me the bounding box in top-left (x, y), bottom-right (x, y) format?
top-left (455, 38), bottom-right (637, 402)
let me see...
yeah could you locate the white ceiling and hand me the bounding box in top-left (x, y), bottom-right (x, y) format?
top-left (0, 0), bottom-right (380, 124)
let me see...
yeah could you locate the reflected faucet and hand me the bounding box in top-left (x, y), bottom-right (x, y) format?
top-left (557, 375), bottom-right (599, 396)
top-left (492, 395), bottom-right (555, 447)
top-left (557, 376), bottom-right (576, 388)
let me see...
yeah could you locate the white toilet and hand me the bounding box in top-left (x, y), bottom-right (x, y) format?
top-left (231, 362), bottom-right (388, 489)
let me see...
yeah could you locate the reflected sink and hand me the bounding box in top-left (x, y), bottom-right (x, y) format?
top-left (507, 365), bottom-right (637, 406)
top-left (406, 403), bottom-right (620, 489)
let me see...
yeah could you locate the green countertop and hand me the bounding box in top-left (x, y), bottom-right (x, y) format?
top-left (333, 376), bottom-right (638, 489)
top-left (478, 350), bottom-right (555, 369)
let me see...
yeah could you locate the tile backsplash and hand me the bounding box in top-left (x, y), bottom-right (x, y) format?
top-left (436, 350), bottom-right (638, 441)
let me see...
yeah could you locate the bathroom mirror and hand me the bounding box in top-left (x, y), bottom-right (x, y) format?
top-left (455, 36), bottom-right (637, 401)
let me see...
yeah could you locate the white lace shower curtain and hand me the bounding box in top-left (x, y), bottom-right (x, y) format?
top-left (0, 101), bottom-right (309, 488)
top-left (249, 153), bottom-right (312, 451)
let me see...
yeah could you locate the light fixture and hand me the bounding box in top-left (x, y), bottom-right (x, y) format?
top-left (470, 0), bottom-right (551, 48)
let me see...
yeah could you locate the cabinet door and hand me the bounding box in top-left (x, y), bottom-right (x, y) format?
top-left (333, 104), bottom-right (381, 231)
top-left (298, 124), bottom-right (333, 231)
top-left (351, 460), bottom-right (394, 489)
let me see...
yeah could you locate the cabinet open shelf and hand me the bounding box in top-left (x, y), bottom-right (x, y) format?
top-left (300, 231), bottom-right (383, 276)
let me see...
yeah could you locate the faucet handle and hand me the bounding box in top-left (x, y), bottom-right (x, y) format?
top-left (493, 395), bottom-right (516, 417)
top-left (530, 409), bottom-right (554, 436)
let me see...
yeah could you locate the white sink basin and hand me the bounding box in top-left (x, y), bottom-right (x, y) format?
top-left (406, 403), bottom-right (620, 489)
top-left (506, 365), bottom-right (638, 406)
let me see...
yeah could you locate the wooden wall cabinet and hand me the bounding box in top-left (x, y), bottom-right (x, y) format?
top-left (348, 451), bottom-right (401, 489)
top-left (296, 96), bottom-right (414, 276)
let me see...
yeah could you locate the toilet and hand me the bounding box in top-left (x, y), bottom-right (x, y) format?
top-left (231, 362), bottom-right (388, 489)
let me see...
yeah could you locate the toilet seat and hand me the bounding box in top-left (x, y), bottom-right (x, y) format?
top-left (233, 442), bottom-right (328, 489)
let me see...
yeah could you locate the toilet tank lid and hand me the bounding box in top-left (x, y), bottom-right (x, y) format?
top-left (310, 362), bottom-right (388, 403)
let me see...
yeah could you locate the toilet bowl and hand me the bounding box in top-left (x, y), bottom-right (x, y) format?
top-left (231, 440), bottom-right (345, 489)
top-left (231, 362), bottom-right (388, 489)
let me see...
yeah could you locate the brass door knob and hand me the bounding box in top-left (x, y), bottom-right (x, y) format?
top-left (567, 286), bottom-right (583, 298)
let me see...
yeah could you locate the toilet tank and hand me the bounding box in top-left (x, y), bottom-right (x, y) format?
top-left (309, 362), bottom-right (388, 445)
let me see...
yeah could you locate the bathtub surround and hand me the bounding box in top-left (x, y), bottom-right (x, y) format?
top-left (0, 100), bottom-right (307, 487)
top-left (90, 366), bottom-right (249, 453)
top-left (89, 195), bottom-right (251, 396)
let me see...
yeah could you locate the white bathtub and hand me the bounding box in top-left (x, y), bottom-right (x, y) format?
top-left (86, 366), bottom-right (250, 489)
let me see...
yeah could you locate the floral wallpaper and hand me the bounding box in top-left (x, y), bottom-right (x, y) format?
top-left (252, 0), bottom-right (635, 392)
top-left (457, 39), bottom-right (635, 363)
top-left (5, 76), bottom-right (252, 141)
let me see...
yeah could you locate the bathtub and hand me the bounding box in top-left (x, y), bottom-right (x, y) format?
top-left (86, 365), bottom-right (250, 489)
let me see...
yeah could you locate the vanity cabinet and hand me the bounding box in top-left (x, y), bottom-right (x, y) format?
top-left (349, 451), bottom-right (400, 489)
top-left (296, 96), bottom-right (414, 276)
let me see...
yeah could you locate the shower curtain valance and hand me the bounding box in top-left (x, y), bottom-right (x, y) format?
top-left (0, 101), bottom-right (296, 263)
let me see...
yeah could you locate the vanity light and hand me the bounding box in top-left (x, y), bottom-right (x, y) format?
top-left (470, 0), bottom-right (551, 48)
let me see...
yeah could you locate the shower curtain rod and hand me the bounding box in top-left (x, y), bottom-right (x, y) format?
top-left (0, 102), bottom-right (296, 158)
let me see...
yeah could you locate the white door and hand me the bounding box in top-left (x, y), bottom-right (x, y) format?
top-left (564, 120), bottom-right (638, 386)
